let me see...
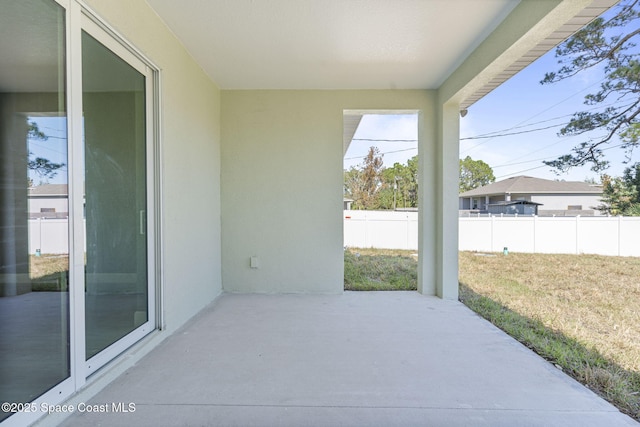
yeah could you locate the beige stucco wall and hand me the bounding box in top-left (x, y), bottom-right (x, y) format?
top-left (81, 0), bottom-right (593, 306)
top-left (83, 0), bottom-right (223, 331)
top-left (80, 0), bottom-right (590, 308)
top-left (221, 90), bottom-right (437, 294)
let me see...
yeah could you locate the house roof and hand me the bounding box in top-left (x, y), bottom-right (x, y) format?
top-left (145, 0), bottom-right (616, 106)
top-left (28, 184), bottom-right (68, 197)
top-left (460, 176), bottom-right (602, 197)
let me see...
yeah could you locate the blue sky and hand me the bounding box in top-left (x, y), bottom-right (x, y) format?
top-left (344, 4), bottom-right (638, 183)
top-left (459, 49), bottom-right (636, 182)
top-left (344, 113), bottom-right (419, 170)
top-left (28, 116), bottom-right (68, 185)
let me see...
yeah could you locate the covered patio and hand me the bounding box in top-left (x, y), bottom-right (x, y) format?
top-left (55, 292), bottom-right (636, 426)
top-left (5, 1), bottom-right (635, 426)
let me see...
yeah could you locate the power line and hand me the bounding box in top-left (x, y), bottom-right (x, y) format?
top-left (467, 107), bottom-right (637, 173)
top-left (28, 134), bottom-right (67, 141)
top-left (352, 138), bottom-right (417, 142)
top-left (493, 140), bottom-right (632, 179)
top-left (461, 99), bottom-right (634, 145)
top-left (495, 164), bottom-right (549, 180)
top-left (460, 122), bottom-right (564, 140)
top-left (467, 113), bottom-right (572, 138)
top-left (463, 99), bottom-right (633, 140)
top-left (28, 140), bottom-right (68, 157)
top-left (460, 76), bottom-right (607, 154)
top-left (344, 147), bottom-right (417, 161)
top-left (492, 137), bottom-right (596, 176)
top-left (491, 133), bottom-right (600, 167)
top-left (492, 156), bottom-right (555, 169)
top-left (38, 125), bottom-right (68, 134)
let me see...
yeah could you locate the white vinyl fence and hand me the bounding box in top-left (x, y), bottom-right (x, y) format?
top-left (344, 210), bottom-right (640, 257)
top-left (29, 218), bottom-right (69, 254)
top-left (344, 210), bottom-right (418, 250)
top-left (28, 219), bottom-right (93, 255)
top-left (30, 214), bottom-right (640, 257)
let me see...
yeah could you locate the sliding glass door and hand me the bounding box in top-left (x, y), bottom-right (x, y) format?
top-left (0, 1), bottom-right (69, 423)
top-left (81, 28), bottom-right (153, 372)
top-left (0, 1), bottom-right (157, 424)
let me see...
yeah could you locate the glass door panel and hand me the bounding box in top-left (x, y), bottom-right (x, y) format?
top-left (0, 0), bottom-right (69, 422)
top-left (81, 31), bottom-right (149, 361)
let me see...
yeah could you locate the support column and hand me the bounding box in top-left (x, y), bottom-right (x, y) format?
top-left (417, 105), bottom-right (437, 296)
top-left (435, 103), bottom-right (460, 300)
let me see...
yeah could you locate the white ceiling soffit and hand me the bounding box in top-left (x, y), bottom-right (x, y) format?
top-left (460, 0), bottom-right (619, 109)
top-left (343, 114), bottom-right (362, 156)
top-left (146, 0), bottom-right (617, 104)
top-left (146, 0), bottom-right (521, 90)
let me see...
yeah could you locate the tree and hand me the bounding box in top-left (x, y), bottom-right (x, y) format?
top-left (382, 155), bottom-right (419, 209)
top-left (596, 175), bottom-right (638, 215)
top-left (622, 161), bottom-right (640, 196)
top-left (596, 162), bottom-right (640, 215)
top-left (27, 120), bottom-right (64, 182)
top-left (28, 156), bottom-right (65, 180)
top-left (344, 146), bottom-right (386, 209)
top-left (459, 156), bottom-right (495, 192)
top-left (344, 166), bottom-right (364, 206)
top-left (541, 0), bottom-right (640, 172)
top-left (404, 155), bottom-right (419, 207)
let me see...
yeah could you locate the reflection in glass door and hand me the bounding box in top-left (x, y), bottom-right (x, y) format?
top-left (1, 2), bottom-right (157, 424)
top-left (0, 0), bottom-right (69, 422)
top-left (81, 31), bottom-right (150, 363)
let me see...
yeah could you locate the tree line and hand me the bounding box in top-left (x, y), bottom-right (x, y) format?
top-left (598, 162), bottom-right (640, 215)
top-left (344, 147), bottom-right (418, 210)
top-left (345, 147), bottom-right (640, 216)
top-left (344, 148), bottom-right (494, 210)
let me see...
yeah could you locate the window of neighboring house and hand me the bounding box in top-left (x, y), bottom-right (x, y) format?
top-left (568, 205), bottom-right (582, 210)
top-left (40, 208), bottom-right (56, 213)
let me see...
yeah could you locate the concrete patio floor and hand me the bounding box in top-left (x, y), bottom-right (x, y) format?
top-left (58, 292), bottom-right (637, 427)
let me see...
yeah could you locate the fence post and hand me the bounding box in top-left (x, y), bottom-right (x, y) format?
top-left (406, 213), bottom-right (410, 250)
top-left (38, 218), bottom-right (42, 254)
top-left (490, 214), bottom-right (495, 252)
top-left (533, 215), bottom-right (537, 254)
top-left (618, 215), bottom-right (622, 256)
top-left (364, 212), bottom-right (368, 248)
top-left (575, 215), bottom-right (580, 255)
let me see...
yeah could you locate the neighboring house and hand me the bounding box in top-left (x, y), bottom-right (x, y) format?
top-left (1, 1), bottom-right (617, 425)
top-left (459, 176), bottom-right (604, 216)
top-left (28, 184), bottom-right (69, 219)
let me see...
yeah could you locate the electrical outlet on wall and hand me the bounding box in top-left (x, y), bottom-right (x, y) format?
top-left (250, 256), bottom-right (260, 269)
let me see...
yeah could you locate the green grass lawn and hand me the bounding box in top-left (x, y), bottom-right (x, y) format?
top-left (29, 254), bottom-right (69, 291)
top-left (344, 248), bottom-right (417, 291)
top-left (344, 248), bottom-right (640, 420)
